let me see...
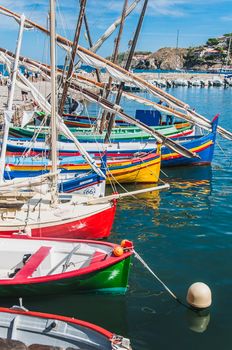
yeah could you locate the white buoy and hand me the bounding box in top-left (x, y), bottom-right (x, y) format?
top-left (186, 282), bottom-right (212, 309)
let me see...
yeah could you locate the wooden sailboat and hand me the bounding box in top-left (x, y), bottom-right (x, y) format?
top-left (9, 122), bottom-right (194, 141)
top-left (0, 1), bottom-right (172, 238)
top-left (5, 116), bottom-right (218, 168)
top-left (1, 6), bottom-right (232, 142)
top-left (0, 236), bottom-right (133, 296)
top-left (5, 152), bottom-right (161, 184)
top-left (0, 306), bottom-right (132, 349)
top-left (0, 0), bottom-right (116, 240)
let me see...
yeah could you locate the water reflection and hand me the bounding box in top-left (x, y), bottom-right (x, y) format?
top-left (107, 166), bottom-right (212, 214)
top-left (186, 309), bottom-right (210, 333)
top-left (109, 166), bottom-right (213, 235)
top-left (161, 165), bottom-right (212, 191)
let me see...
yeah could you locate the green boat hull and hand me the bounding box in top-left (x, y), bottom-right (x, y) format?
top-left (0, 257), bottom-right (132, 297)
top-left (9, 124), bottom-right (191, 142)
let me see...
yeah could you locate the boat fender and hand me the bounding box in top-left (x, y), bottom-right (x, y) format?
top-left (121, 240), bottom-right (133, 250)
top-left (113, 246), bottom-right (124, 257)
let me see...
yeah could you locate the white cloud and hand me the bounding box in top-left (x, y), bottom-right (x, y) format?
top-left (221, 15), bottom-right (232, 21)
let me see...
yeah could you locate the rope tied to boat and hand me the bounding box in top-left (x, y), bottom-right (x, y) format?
top-left (134, 249), bottom-right (178, 300)
top-left (134, 249), bottom-right (189, 309)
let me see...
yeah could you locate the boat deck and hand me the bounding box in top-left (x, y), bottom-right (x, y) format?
top-left (0, 239), bottom-right (110, 280)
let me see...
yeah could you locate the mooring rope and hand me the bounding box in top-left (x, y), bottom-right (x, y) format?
top-left (134, 249), bottom-right (178, 300)
top-left (133, 249), bottom-right (196, 312)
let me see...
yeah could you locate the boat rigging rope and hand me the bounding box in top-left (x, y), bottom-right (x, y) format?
top-left (216, 140), bottom-right (232, 166)
top-left (134, 249), bottom-right (189, 309)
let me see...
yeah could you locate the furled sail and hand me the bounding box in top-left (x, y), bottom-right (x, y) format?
top-left (0, 48), bottom-right (199, 158)
top-left (0, 6), bottom-right (231, 140)
top-left (0, 48), bottom-right (215, 133)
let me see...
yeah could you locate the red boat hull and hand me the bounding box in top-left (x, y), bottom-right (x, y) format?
top-left (0, 203), bottom-right (116, 240)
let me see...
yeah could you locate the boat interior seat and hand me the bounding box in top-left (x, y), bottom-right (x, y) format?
top-left (13, 246), bottom-right (52, 280)
top-left (88, 251), bottom-right (107, 266)
top-left (59, 245), bottom-right (107, 271)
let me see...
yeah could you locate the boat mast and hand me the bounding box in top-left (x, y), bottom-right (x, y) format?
top-left (176, 29), bottom-right (179, 69)
top-left (0, 13), bottom-right (25, 183)
top-left (99, 0), bottom-right (128, 133)
top-left (226, 35), bottom-right (232, 68)
top-left (58, 0), bottom-right (87, 116)
top-left (104, 0), bottom-right (149, 143)
top-left (83, 10), bottom-right (101, 83)
top-left (50, 0), bottom-right (58, 204)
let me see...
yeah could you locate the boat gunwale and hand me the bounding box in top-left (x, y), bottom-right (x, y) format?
top-left (0, 307), bottom-right (113, 339)
top-left (0, 237), bottom-right (133, 285)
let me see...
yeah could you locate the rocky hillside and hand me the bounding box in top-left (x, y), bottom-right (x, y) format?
top-left (116, 33), bottom-right (232, 70)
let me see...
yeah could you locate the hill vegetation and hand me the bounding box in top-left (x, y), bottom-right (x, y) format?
top-left (109, 34), bottom-right (232, 70)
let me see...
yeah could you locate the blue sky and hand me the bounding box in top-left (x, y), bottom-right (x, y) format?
top-left (0, 0), bottom-right (231, 63)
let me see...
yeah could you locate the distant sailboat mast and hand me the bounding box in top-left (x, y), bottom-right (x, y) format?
top-left (176, 29), bottom-right (180, 70)
top-left (225, 35), bottom-right (231, 68)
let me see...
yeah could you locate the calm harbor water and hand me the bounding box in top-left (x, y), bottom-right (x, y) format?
top-left (2, 87), bottom-right (232, 349)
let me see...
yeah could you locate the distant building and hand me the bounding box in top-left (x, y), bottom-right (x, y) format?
top-left (200, 48), bottom-right (222, 58)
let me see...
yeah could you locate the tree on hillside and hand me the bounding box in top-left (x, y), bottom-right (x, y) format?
top-left (206, 38), bottom-right (219, 46)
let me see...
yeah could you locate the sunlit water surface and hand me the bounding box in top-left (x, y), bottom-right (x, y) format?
top-left (2, 87), bottom-right (232, 350)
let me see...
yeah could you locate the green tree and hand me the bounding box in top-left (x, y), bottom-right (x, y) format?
top-left (206, 38), bottom-right (219, 46)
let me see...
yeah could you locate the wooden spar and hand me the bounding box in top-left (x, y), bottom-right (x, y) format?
top-left (105, 0), bottom-right (148, 143)
top-left (0, 47), bottom-right (206, 135)
top-left (73, 0), bottom-right (142, 73)
top-left (58, 0), bottom-right (87, 116)
top-left (0, 5), bottom-right (188, 108)
top-left (100, 0), bottom-right (128, 133)
top-left (188, 109), bottom-right (232, 141)
top-left (85, 184), bottom-right (170, 205)
top-left (82, 8), bottom-right (101, 83)
top-left (68, 81), bottom-right (198, 159)
top-left (0, 172), bottom-right (58, 191)
top-left (0, 47), bottom-right (199, 158)
top-left (0, 47), bottom-right (214, 132)
top-left (109, 0), bottom-right (128, 73)
top-left (0, 59), bottom-right (107, 180)
top-left (0, 47), bottom-right (105, 89)
top-left (1, 8), bottom-right (231, 140)
top-left (87, 0), bottom-right (142, 53)
top-left (0, 47), bottom-right (220, 134)
top-left (50, 0), bottom-right (58, 204)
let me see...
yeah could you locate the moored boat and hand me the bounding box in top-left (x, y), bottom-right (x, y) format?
top-left (5, 116), bottom-right (218, 167)
top-left (0, 192), bottom-right (116, 239)
top-left (0, 306), bottom-right (132, 349)
top-left (0, 236), bottom-right (133, 296)
top-left (9, 122), bottom-right (194, 142)
top-left (161, 115), bottom-right (218, 167)
top-left (5, 152), bottom-right (161, 184)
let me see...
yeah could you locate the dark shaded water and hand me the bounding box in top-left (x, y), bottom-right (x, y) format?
top-left (2, 88), bottom-right (232, 349)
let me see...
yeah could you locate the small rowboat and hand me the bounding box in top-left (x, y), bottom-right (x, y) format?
top-left (0, 306), bottom-right (131, 349)
top-left (0, 236), bottom-right (133, 297)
